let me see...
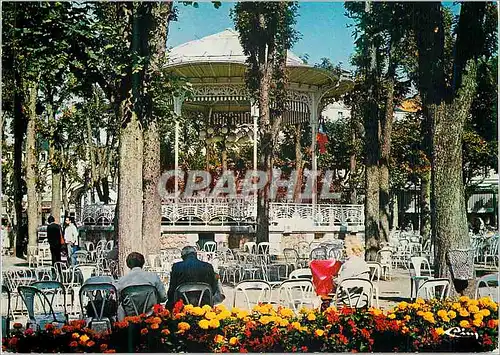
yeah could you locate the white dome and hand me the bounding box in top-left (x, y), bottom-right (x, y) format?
top-left (167, 28), bottom-right (307, 68)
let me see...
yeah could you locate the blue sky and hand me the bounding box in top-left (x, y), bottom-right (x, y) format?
top-left (168, 2), bottom-right (461, 71)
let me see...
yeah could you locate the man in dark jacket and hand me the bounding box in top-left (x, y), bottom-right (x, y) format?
top-left (166, 246), bottom-right (218, 309)
top-left (46, 215), bottom-right (62, 265)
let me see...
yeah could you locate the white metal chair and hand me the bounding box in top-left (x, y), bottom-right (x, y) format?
top-left (77, 265), bottom-right (97, 284)
top-left (27, 246), bottom-right (38, 268)
top-left (377, 248), bottom-right (393, 280)
top-left (243, 242), bottom-right (257, 254)
top-left (335, 278), bottom-right (374, 308)
top-left (409, 256), bottom-right (432, 300)
top-left (475, 273), bottom-right (498, 302)
top-left (278, 279), bottom-right (316, 313)
top-left (257, 242), bottom-right (270, 255)
top-left (366, 262), bottom-right (381, 308)
top-left (233, 280), bottom-right (272, 310)
top-left (416, 278), bottom-right (450, 300)
top-left (203, 241), bottom-right (217, 253)
top-left (288, 268), bottom-right (312, 280)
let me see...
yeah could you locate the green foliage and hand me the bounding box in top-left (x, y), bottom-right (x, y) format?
top-left (232, 2), bottom-right (300, 109)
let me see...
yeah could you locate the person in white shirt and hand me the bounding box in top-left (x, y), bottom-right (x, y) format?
top-left (64, 216), bottom-right (79, 265)
top-left (115, 252), bottom-right (167, 319)
top-left (337, 235), bottom-right (370, 284)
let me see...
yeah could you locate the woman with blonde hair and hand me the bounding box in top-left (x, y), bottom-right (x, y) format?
top-left (336, 234), bottom-right (370, 284)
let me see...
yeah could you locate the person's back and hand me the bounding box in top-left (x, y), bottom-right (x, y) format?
top-left (115, 252), bottom-right (167, 317)
top-left (166, 246), bottom-right (217, 309)
top-left (46, 220), bottom-right (61, 247)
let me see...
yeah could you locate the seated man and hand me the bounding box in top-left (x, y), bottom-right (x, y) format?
top-left (115, 252), bottom-right (167, 317)
top-left (166, 246), bottom-right (218, 309)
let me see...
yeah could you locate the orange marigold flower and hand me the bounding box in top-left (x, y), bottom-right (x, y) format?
top-left (72, 333), bottom-right (80, 339)
top-left (100, 344), bottom-right (108, 351)
top-left (53, 328), bottom-right (62, 335)
top-left (141, 328), bottom-right (149, 335)
top-left (229, 337), bottom-right (238, 346)
top-left (459, 320), bottom-right (470, 328)
top-left (87, 341), bottom-right (95, 347)
top-left (161, 329), bottom-right (170, 336)
top-left (45, 324), bottom-right (54, 331)
top-left (214, 335), bottom-right (225, 343)
top-left (314, 329), bottom-right (324, 337)
top-left (178, 322), bottom-right (191, 331)
top-left (69, 341), bottom-right (78, 347)
top-left (151, 323), bottom-right (159, 330)
top-left (79, 334), bottom-right (90, 343)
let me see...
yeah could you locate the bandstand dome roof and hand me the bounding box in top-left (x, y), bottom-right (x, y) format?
top-left (166, 28), bottom-right (351, 90)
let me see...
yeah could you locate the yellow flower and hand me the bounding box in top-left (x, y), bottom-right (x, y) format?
top-left (231, 307), bottom-right (241, 314)
top-left (468, 299), bottom-right (479, 307)
top-left (314, 329), bottom-right (325, 337)
top-left (307, 313), bottom-right (316, 321)
top-left (236, 311), bottom-right (249, 319)
top-left (202, 305), bottom-right (212, 312)
top-left (452, 302), bottom-right (461, 310)
top-left (417, 311), bottom-right (424, 317)
top-left (205, 311), bottom-right (217, 320)
top-left (398, 301), bottom-right (408, 310)
top-left (473, 318), bottom-right (482, 327)
top-left (292, 321), bottom-right (302, 330)
top-left (459, 309), bottom-right (470, 317)
top-left (79, 334), bottom-right (90, 343)
top-left (184, 304), bottom-right (194, 312)
top-left (416, 298), bottom-right (425, 305)
top-left (459, 296), bottom-right (470, 303)
top-left (435, 327), bottom-right (445, 336)
top-left (215, 304), bottom-right (228, 313)
top-left (423, 312), bottom-right (435, 324)
top-left (299, 307), bottom-right (309, 314)
top-left (441, 316), bottom-right (450, 322)
top-left (208, 319), bottom-right (220, 329)
top-left (279, 308), bottom-right (294, 318)
top-left (468, 305), bottom-right (480, 314)
top-left (370, 308), bottom-right (383, 316)
top-left (447, 310), bottom-right (457, 319)
top-left (259, 316), bottom-right (270, 325)
top-left (459, 320), bottom-right (470, 328)
top-left (198, 319), bottom-right (210, 330)
top-left (279, 319), bottom-right (289, 327)
top-left (214, 335), bottom-right (225, 343)
top-left (473, 313), bottom-right (483, 321)
top-left (217, 310), bottom-right (231, 321)
top-left (229, 337), bottom-right (238, 346)
top-left (190, 307), bottom-right (205, 317)
top-left (437, 310), bottom-right (447, 318)
top-left (178, 322), bottom-right (191, 331)
top-left (403, 315), bottom-right (411, 321)
top-left (481, 309), bottom-right (491, 317)
top-left (388, 314), bottom-right (396, 320)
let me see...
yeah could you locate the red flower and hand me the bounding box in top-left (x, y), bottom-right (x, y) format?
top-left (338, 334), bottom-right (349, 345)
top-left (361, 329), bottom-right (370, 339)
top-left (301, 346), bottom-right (308, 352)
top-left (239, 346), bottom-right (248, 353)
top-left (45, 323), bottom-right (54, 331)
top-left (13, 323), bottom-right (22, 329)
top-left (487, 319), bottom-right (497, 329)
top-left (100, 344), bottom-right (108, 351)
top-left (483, 334), bottom-right (493, 346)
top-left (8, 338), bottom-right (19, 347)
top-left (24, 328), bottom-right (34, 336)
top-left (69, 341), bottom-right (78, 347)
top-left (173, 299), bottom-right (184, 314)
top-left (153, 304), bottom-right (165, 314)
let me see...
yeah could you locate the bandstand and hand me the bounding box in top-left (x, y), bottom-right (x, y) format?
top-left (78, 29), bottom-right (364, 248)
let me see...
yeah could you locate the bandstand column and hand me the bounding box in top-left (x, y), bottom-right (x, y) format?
top-left (173, 96), bottom-right (184, 202)
top-left (310, 92), bottom-right (318, 212)
top-left (250, 100), bottom-right (259, 171)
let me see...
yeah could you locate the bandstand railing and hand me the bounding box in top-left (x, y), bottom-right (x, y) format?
top-left (78, 199), bottom-right (365, 229)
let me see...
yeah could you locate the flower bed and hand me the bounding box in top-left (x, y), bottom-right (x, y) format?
top-left (3, 296), bottom-right (498, 353)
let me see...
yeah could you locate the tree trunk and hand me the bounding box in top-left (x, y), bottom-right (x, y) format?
top-left (364, 0), bottom-right (380, 261)
top-left (420, 170), bottom-right (431, 240)
top-left (13, 72), bottom-right (27, 257)
top-left (392, 193), bottom-right (399, 229)
top-left (118, 113), bottom-right (144, 271)
top-left (142, 120), bottom-right (162, 254)
top-left (293, 123), bottom-right (303, 202)
top-left (141, 2), bottom-right (173, 254)
top-left (432, 64), bottom-right (477, 293)
top-left (62, 173), bottom-right (69, 213)
top-left (48, 101), bottom-right (62, 223)
top-left (379, 57), bottom-right (395, 244)
top-left (349, 130), bottom-right (357, 205)
top-left (25, 84), bottom-right (39, 248)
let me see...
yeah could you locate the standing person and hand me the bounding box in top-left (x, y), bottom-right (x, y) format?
top-left (46, 215), bottom-right (62, 265)
top-left (64, 216), bottom-right (79, 265)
